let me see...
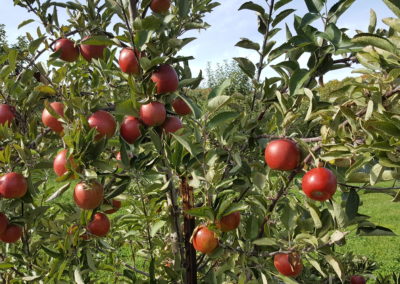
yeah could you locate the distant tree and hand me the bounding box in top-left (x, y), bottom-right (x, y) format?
top-left (206, 60), bottom-right (252, 95)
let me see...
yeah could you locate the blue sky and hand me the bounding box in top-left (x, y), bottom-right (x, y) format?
top-left (0, 1), bottom-right (394, 82)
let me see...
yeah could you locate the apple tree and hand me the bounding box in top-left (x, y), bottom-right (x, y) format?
top-left (0, 0), bottom-right (399, 283)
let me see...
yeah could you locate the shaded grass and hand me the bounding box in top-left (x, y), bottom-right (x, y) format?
top-left (337, 190), bottom-right (400, 276)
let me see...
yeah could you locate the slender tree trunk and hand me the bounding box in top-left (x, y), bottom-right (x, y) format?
top-left (180, 177), bottom-right (197, 284)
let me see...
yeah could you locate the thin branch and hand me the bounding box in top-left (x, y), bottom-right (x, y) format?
top-left (332, 56), bottom-right (358, 66)
top-left (256, 135), bottom-right (322, 143)
top-left (123, 262), bottom-right (150, 277)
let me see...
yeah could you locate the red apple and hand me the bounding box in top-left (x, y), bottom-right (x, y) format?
top-left (0, 213), bottom-right (8, 236)
top-left (73, 181), bottom-right (104, 210)
top-left (54, 38), bottom-right (79, 62)
top-left (140, 102), bottom-right (166, 126)
top-left (88, 110), bottom-right (116, 140)
top-left (162, 116), bottom-right (182, 133)
top-left (0, 224), bottom-right (23, 243)
top-left (150, 0), bottom-right (171, 13)
top-left (151, 64), bottom-right (179, 94)
top-left (350, 275), bottom-right (366, 284)
top-left (0, 172), bottom-right (28, 199)
top-left (192, 226), bottom-right (219, 254)
top-left (172, 98), bottom-right (191, 116)
top-left (41, 102), bottom-right (65, 133)
top-left (302, 167), bottom-right (337, 201)
top-left (274, 252), bottom-right (303, 277)
top-left (119, 48), bottom-right (140, 74)
top-left (216, 212), bottom-right (241, 232)
top-left (0, 104), bottom-right (15, 126)
top-left (104, 199), bottom-right (122, 214)
top-left (264, 139), bottom-right (300, 171)
top-left (87, 212), bottom-right (110, 237)
top-left (53, 149), bottom-right (76, 177)
top-left (80, 36), bottom-right (106, 61)
top-left (120, 116), bottom-right (141, 144)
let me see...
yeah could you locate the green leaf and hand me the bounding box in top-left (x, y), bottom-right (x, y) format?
top-left (171, 134), bottom-right (196, 156)
top-left (233, 57), bottom-right (255, 78)
top-left (74, 267), bottom-right (85, 284)
top-left (186, 206), bottom-right (214, 220)
top-left (150, 220), bottom-right (166, 237)
top-left (238, 1), bottom-right (265, 14)
top-left (207, 112), bottom-right (239, 129)
top-left (18, 19), bottom-right (35, 29)
top-left (325, 255), bottom-right (343, 281)
top-left (368, 9), bottom-right (377, 33)
top-left (81, 35), bottom-right (113, 45)
top-left (305, 0), bottom-right (325, 13)
top-left (383, 0), bottom-right (400, 18)
top-left (352, 33), bottom-right (398, 55)
top-left (328, 0), bottom-right (356, 23)
top-left (272, 9), bottom-right (296, 27)
top-left (178, 0), bottom-right (190, 17)
top-left (207, 96), bottom-right (231, 113)
top-left (29, 36), bottom-right (46, 54)
top-left (208, 79), bottom-right (231, 100)
top-left (289, 69), bottom-right (309, 95)
top-left (148, 129), bottom-right (162, 152)
top-left (235, 38), bottom-right (260, 51)
top-left (274, 0), bottom-right (293, 11)
top-left (0, 263), bottom-right (14, 269)
top-left (357, 225), bottom-right (396, 236)
top-left (252, 238), bottom-right (278, 246)
top-left (344, 189), bottom-right (359, 220)
top-left (46, 183), bottom-right (71, 202)
top-left (177, 94), bottom-right (202, 119)
top-left (382, 17), bottom-right (400, 32)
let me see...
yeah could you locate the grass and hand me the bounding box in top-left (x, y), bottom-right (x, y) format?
top-left (337, 190), bottom-right (400, 276)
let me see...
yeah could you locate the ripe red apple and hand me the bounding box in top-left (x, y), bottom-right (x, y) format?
top-left (172, 98), bottom-right (191, 116)
top-left (151, 64), bottom-right (179, 94)
top-left (264, 139), bottom-right (300, 171)
top-left (88, 110), bottom-right (116, 140)
top-left (216, 212), bottom-right (241, 232)
top-left (87, 212), bottom-right (110, 237)
top-left (0, 213), bottom-right (8, 236)
top-left (150, 0), bottom-right (171, 13)
top-left (54, 38), bottom-right (79, 62)
top-left (162, 116), bottom-right (182, 133)
top-left (0, 172), bottom-right (28, 199)
top-left (80, 36), bottom-right (106, 61)
top-left (274, 252), bottom-right (303, 277)
top-left (350, 275), bottom-right (366, 284)
top-left (73, 181), bottom-right (104, 210)
top-left (119, 48), bottom-right (140, 74)
top-left (0, 224), bottom-right (22, 243)
top-left (140, 102), bottom-right (166, 126)
top-left (53, 149), bottom-right (76, 177)
top-left (302, 167), bottom-right (337, 201)
top-left (0, 104), bottom-right (15, 126)
top-left (192, 226), bottom-right (219, 254)
top-left (42, 102), bottom-right (65, 133)
top-left (105, 199), bottom-right (122, 214)
top-left (120, 116), bottom-right (141, 144)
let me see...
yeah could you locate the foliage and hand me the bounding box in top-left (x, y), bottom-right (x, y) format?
top-left (0, 0), bottom-right (399, 283)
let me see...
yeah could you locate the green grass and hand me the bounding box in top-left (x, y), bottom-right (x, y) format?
top-left (337, 191), bottom-right (400, 276)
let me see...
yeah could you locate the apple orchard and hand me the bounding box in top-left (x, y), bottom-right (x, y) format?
top-left (0, 0), bottom-right (400, 283)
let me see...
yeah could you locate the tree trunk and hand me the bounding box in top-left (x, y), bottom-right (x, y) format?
top-left (180, 177), bottom-right (197, 284)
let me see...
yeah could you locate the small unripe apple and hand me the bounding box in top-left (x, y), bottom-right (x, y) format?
top-left (0, 104), bottom-right (15, 126)
top-left (162, 116), bottom-right (182, 133)
top-left (42, 102), bottom-right (65, 133)
top-left (302, 167), bottom-right (337, 201)
top-left (150, 0), bottom-right (171, 14)
top-left (54, 38), bottom-right (79, 62)
top-left (88, 110), bottom-right (116, 140)
top-left (87, 212), bottom-right (110, 237)
top-left (264, 139), bottom-right (300, 171)
top-left (80, 36), bottom-right (106, 61)
top-left (172, 98), bottom-right (191, 116)
top-left (216, 212), bottom-right (241, 232)
top-left (120, 116), bottom-right (141, 144)
top-left (192, 226), bottom-right (219, 254)
top-left (140, 102), bottom-right (166, 126)
top-left (151, 64), bottom-right (179, 94)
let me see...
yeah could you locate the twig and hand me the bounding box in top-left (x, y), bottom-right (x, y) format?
top-left (256, 135), bottom-right (322, 143)
top-left (332, 56), bottom-right (358, 66)
top-left (123, 262), bottom-right (150, 277)
top-left (338, 183), bottom-right (400, 191)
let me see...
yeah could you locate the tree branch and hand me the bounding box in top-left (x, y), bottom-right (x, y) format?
top-left (338, 183), bottom-right (400, 191)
